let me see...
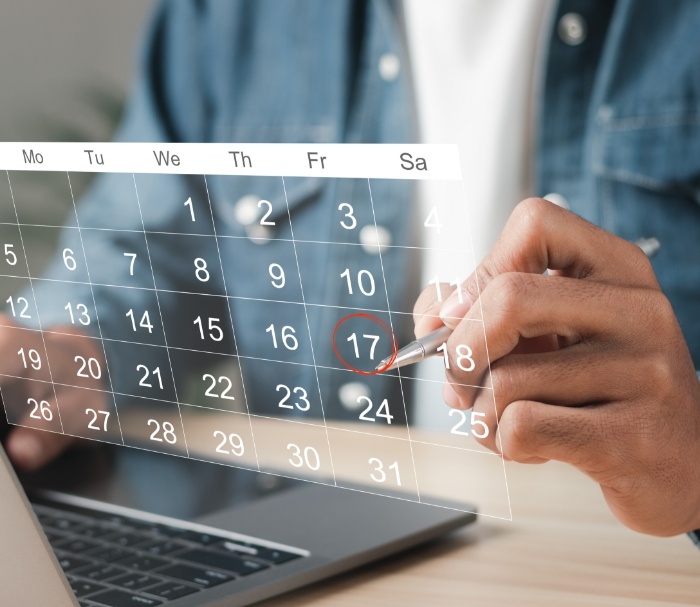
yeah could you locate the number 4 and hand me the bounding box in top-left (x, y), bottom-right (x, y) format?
top-left (424, 207), bottom-right (443, 232)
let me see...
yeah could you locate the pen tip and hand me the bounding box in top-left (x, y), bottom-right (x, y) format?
top-left (375, 358), bottom-right (389, 372)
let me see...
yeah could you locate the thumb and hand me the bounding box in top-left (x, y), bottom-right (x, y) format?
top-left (5, 426), bottom-right (75, 472)
top-left (498, 400), bottom-right (605, 470)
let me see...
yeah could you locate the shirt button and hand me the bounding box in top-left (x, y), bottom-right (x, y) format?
top-left (378, 53), bottom-right (401, 81)
top-left (233, 194), bottom-right (261, 225)
top-left (359, 225), bottom-right (392, 254)
top-left (544, 192), bottom-right (570, 210)
top-left (233, 195), bottom-right (274, 243)
top-left (338, 382), bottom-right (369, 411)
top-left (558, 13), bottom-right (587, 46)
top-left (245, 224), bottom-right (273, 244)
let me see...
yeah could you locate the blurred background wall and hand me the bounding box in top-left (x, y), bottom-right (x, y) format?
top-left (0, 1), bottom-right (153, 274)
top-left (0, 1), bottom-right (152, 143)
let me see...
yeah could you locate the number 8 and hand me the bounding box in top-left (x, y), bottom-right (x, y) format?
top-left (194, 258), bottom-right (210, 282)
top-left (456, 345), bottom-right (475, 371)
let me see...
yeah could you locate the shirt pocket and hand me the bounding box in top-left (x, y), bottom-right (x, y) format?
top-left (593, 106), bottom-right (700, 204)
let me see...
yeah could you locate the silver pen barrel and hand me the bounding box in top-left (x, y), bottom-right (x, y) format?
top-left (376, 325), bottom-right (453, 371)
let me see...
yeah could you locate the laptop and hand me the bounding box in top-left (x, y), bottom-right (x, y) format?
top-left (1, 436), bottom-right (475, 606)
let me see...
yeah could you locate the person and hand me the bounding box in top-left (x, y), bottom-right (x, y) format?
top-left (1, 0), bottom-right (699, 537)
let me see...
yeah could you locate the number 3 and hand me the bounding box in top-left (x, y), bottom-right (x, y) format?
top-left (338, 203), bottom-right (356, 230)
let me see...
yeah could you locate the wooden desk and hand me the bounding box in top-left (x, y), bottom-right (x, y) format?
top-left (120, 411), bottom-right (700, 605)
top-left (255, 450), bottom-right (700, 606)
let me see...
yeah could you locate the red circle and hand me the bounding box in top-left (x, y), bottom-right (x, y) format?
top-left (331, 313), bottom-right (398, 375)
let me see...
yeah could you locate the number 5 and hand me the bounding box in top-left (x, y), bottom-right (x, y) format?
top-left (4, 244), bottom-right (17, 266)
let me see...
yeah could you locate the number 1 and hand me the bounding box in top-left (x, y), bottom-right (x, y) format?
top-left (184, 197), bottom-right (195, 221)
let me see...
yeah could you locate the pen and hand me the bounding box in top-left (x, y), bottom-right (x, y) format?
top-left (375, 237), bottom-right (661, 372)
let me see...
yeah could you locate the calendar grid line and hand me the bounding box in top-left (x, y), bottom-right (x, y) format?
top-left (0, 221), bottom-right (474, 254)
top-left (2, 383), bottom-right (497, 459)
top-left (0, 326), bottom-right (493, 392)
top-left (0, 274), bottom-right (484, 325)
top-left (367, 178), bottom-right (421, 502)
top-left (202, 174), bottom-right (261, 471)
top-left (0, 373), bottom-right (498, 440)
top-left (0, 146), bottom-right (511, 517)
top-left (0, 420), bottom-right (505, 521)
top-left (131, 174), bottom-right (190, 458)
top-left (281, 176), bottom-right (337, 486)
top-left (4, 170), bottom-right (65, 434)
top-left (66, 172), bottom-right (126, 446)
top-left (458, 178), bottom-right (513, 520)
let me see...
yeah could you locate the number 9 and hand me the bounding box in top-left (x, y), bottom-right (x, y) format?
top-left (268, 263), bottom-right (285, 289)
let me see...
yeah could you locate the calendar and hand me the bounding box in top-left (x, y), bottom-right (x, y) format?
top-left (0, 143), bottom-right (511, 520)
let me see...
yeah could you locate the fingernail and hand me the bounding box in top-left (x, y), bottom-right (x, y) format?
top-left (414, 312), bottom-right (439, 339)
top-left (443, 383), bottom-right (462, 409)
top-left (439, 289), bottom-right (472, 327)
top-left (8, 433), bottom-right (43, 469)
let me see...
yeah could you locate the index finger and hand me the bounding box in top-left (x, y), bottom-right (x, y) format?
top-left (438, 198), bottom-right (658, 327)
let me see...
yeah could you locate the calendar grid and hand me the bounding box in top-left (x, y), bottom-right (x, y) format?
top-left (281, 176), bottom-right (337, 486)
top-left (66, 172), bottom-right (126, 446)
top-left (4, 170), bottom-right (65, 434)
top-left (366, 178), bottom-right (421, 502)
top-left (0, 323), bottom-right (493, 391)
top-left (0, 144), bottom-right (513, 519)
top-left (131, 174), bottom-right (190, 458)
top-left (0, 221), bottom-right (474, 254)
top-left (0, 271), bottom-right (484, 323)
top-left (0, 368), bottom-right (496, 457)
top-left (201, 174), bottom-right (261, 471)
top-left (458, 178), bottom-right (513, 520)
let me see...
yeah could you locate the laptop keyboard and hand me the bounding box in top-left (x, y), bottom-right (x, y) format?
top-left (32, 499), bottom-right (306, 606)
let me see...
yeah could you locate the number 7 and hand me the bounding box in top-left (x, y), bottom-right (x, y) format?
top-left (124, 253), bottom-right (137, 275)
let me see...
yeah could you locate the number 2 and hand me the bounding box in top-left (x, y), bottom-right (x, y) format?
top-left (258, 200), bottom-right (275, 226)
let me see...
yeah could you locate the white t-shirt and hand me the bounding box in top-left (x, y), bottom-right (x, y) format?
top-left (403, 0), bottom-right (555, 427)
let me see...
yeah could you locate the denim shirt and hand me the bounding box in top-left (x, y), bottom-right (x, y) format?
top-left (26, 0), bottom-right (700, 424)
top-left (539, 0), bottom-right (700, 367)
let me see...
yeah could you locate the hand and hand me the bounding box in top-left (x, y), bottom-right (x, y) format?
top-left (0, 315), bottom-right (108, 471)
top-left (413, 198), bottom-right (700, 536)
